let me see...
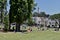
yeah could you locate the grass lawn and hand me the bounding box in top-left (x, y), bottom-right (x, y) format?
top-left (0, 27), bottom-right (60, 40)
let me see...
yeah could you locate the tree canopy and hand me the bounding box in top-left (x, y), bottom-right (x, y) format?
top-left (33, 12), bottom-right (49, 17)
top-left (9, 0), bottom-right (34, 31)
top-left (0, 0), bottom-right (7, 23)
top-left (50, 13), bottom-right (60, 19)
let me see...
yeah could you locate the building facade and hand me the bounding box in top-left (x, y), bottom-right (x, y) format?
top-left (32, 17), bottom-right (59, 28)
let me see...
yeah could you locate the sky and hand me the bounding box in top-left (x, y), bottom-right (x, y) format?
top-left (35, 0), bottom-right (60, 15)
top-left (7, 0), bottom-right (10, 13)
top-left (7, 0), bottom-right (60, 15)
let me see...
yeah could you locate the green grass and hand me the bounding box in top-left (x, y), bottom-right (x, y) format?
top-left (0, 27), bottom-right (60, 40)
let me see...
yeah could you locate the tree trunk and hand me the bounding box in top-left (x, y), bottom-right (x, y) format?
top-left (9, 23), bottom-right (11, 30)
top-left (16, 23), bottom-right (20, 32)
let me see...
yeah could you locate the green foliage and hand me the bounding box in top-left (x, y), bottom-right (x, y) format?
top-left (0, 0), bottom-right (7, 23)
top-left (9, 0), bottom-right (34, 31)
top-left (0, 0), bottom-right (7, 31)
top-left (40, 12), bottom-right (47, 17)
top-left (4, 15), bottom-right (9, 31)
top-left (9, 0), bottom-right (34, 24)
top-left (50, 13), bottom-right (60, 19)
top-left (27, 0), bottom-right (34, 26)
top-left (33, 12), bottom-right (49, 17)
top-left (28, 19), bottom-right (34, 26)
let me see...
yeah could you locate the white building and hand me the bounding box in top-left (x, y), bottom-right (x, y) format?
top-left (32, 17), bottom-right (59, 27)
top-left (32, 17), bottom-right (45, 25)
top-left (47, 19), bottom-right (55, 27)
top-left (32, 17), bottom-right (48, 27)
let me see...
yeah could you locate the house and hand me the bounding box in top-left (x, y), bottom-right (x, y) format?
top-left (32, 17), bottom-right (40, 25)
top-left (32, 17), bottom-right (47, 27)
top-left (32, 17), bottom-right (59, 28)
top-left (55, 19), bottom-right (60, 28)
top-left (32, 17), bottom-right (41, 25)
top-left (47, 19), bottom-right (55, 27)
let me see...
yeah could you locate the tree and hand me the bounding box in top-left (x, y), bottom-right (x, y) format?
top-left (9, 0), bottom-right (34, 32)
top-left (50, 13), bottom-right (60, 20)
top-left (0, 0), bottom-right (8, 32)
top-left (0, 0), bottom-right (7, 23)
top-left (4, 14), bottom-right (9, 31)
top-left (33, 12), bottom-right (39, 17)
top-left (33, 12), bottom-right (50, 17)
top-left (40, 12), bottom-right (47, 17)
top-left (27, 0), bottom-right (34, 26)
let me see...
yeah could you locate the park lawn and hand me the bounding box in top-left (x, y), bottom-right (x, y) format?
top-left (0, 27), bottom-right (60, 40)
